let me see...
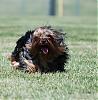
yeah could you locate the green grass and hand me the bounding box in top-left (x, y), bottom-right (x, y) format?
top-left (0, 16), bottom-right (97, 100)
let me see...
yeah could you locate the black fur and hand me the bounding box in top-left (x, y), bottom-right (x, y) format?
top-left (11, 26), bottom-right (69, 72)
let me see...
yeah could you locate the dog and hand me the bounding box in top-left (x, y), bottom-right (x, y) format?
top-left (29, 26), bottom-right (69, 73)
top-left (9, 26), bottom-right (69, 73)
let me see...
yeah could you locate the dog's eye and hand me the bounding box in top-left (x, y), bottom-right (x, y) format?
top-left (46, 34), bottom-right (52, 37)
top-left (47, 34), bottom-right (55, 39)
top-left (45, 35), bottom-right (51, 39)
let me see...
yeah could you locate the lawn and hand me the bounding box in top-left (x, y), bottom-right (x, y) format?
top-left (0, 16), bottom-right (97, 100)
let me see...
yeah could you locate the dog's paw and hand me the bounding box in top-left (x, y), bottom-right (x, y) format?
top-left (24, 59), bottom-right (37, 73)
top-left (25, 65), bottom-right (36, 73)
top-left (11, 61), bottom-right (20, 69)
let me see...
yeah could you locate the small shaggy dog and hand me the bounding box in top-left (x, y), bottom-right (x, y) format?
top-left (9, 26), bottom-right (69, 73)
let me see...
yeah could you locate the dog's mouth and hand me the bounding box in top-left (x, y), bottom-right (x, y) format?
top-left (40, 46), bottom-right (49, 54)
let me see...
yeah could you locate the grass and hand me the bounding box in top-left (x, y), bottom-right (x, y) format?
top-left (0, 16), bottom-right (97, 100)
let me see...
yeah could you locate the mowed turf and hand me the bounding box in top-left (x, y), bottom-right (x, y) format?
top-left (0, 16), bottom-right (97, 100)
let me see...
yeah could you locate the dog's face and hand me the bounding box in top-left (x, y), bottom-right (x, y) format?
top-left (31, 28), bottom-right (57, 55)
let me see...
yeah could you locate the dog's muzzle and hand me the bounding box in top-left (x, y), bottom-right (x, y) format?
top-left (39, 37), bottom-right (49, 54)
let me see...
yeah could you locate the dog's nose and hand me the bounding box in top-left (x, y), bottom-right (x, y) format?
top-left (40, 38), bottom-right (47, 44)
top-left (42, 39), bottom-right (46, 43)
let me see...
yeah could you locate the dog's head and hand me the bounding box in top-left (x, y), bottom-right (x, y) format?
top-left (30, 26), bottom-right (65, 57)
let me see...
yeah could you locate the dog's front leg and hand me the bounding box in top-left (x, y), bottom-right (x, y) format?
top-left (24, 59), bottom-right (38, 73)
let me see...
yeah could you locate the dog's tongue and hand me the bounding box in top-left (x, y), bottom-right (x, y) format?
top-left (41, 47), bottom-right (48, 54)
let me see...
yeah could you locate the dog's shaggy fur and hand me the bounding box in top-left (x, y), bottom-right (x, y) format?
top-left (10, 26), bottom-right (69, 73)
top-left (30, 26), bottom-right (69, 73)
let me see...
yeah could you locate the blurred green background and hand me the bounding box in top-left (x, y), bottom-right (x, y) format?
top-left (0, 0), bottom-right (96, 16)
